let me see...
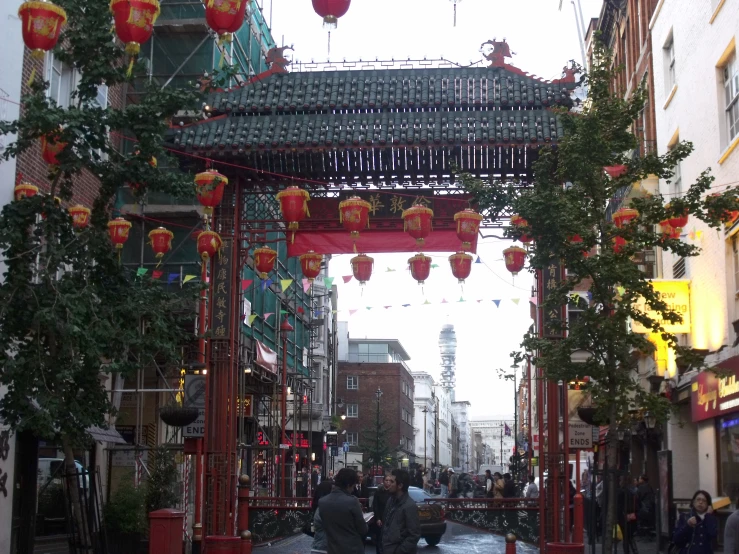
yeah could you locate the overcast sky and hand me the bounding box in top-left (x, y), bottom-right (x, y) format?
top-left (268, 0), bottom-right (604, 419)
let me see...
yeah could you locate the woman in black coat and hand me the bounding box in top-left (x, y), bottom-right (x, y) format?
top-left (672, 490), bottom-right (718, 554)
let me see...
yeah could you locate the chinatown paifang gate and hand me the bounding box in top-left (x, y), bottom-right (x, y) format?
top-left (169, 41), bottom-right (579, 552)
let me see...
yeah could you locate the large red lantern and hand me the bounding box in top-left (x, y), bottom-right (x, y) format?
top-left (665, 204), bottom-right (689, 232)
top-left (14, 182), bottom-right (38, 201)
top-left (18, 1), bottom-right (67, 60)
top-left (253, 246), bottom-right (277, 279)
top-left (40, 133), bottom-right (66, 165)
top-left (503, 246), bottom-right (527, 276)
top-left (604, 165), bottom-right (628, 178)
top-left (408, 253), bottom-right (432, 285)
top-left (454, 209), bottom-right (482, 251)
top-left (449, 252), bottom-right (473, 284)
top-left (612, 207), bottom-right (639, 228)
top-left (510, 214), bottom-right (532, 243)
top-left (339, 196), bottom-right (371, 238)
top-left (402, 204), bottom-right (434, 248)
top-left (68, 205), bottom-right (90, 230)
top-left (108, 217), bottom-right (132, 250)
top-left (660, 223), bottom-right (681, 240)
top-left (197, 230), bottom-right (222, 261)
top-left (350, 254), bottom-right (374, 285)
top-left (194, 169), bottom-right (228, 215)
top-left (276, 186), bottom-right (311, 231)
top-left (613, 236), bottom-right (627, 253)
top-left (204, 0), bottom-right (247, 39)
top-left (110, 0), bottom-right (160, 71)
top-left (148, 227), bottom-right (173, 260)
top-left (300, 251), bottom-right (323, 282)
top-left (312, 0), bottom-right (351, 29)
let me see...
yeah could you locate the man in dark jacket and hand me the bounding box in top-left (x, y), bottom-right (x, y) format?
top-left (503, 473), bottom-right (516, 498)
top-left (373, 474), bottom-right (391, 554)
top-left (382, 469), bottom-right (421, 554)
top-left (318, 468), bottom-right (368, 554)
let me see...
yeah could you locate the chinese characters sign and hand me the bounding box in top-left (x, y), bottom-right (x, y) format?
top-left (210, 238), bottom-right (233, 339)
top-left (542, 259), bottom-right (565, 339)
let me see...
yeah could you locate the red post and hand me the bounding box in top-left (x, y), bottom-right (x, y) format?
top-left (237, 474), bottom-right (252, 554)
top-left (505, 533), bottom-right (517, 554)
top-left (563, 383), bottom-right (570, 540)
top-left (573, 493), bottom-right (584, 544)
top-left (193, 437), bottom-right (203, 553)
top-left (280, 319), bottom-right (293, 498)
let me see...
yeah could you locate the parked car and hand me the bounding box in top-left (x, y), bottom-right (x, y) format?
top-left (367, 486), bottom-right (447, 547)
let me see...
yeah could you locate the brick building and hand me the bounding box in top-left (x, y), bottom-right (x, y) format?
top-left (337, 336), bottom-right (416, 472)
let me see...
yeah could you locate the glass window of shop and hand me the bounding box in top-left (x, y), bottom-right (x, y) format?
top-left (717, 414), bottom-right (739, 502)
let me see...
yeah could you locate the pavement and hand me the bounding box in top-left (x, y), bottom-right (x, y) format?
top-left (255, 521), bottom-right (541, 554)
top-left (583, 532), bottom-right (660, 554)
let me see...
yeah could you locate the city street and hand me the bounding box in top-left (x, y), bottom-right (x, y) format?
top-left (255, 521), bottom-right (541, 554)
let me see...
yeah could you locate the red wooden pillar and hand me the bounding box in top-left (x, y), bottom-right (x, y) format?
top-left (237, 474), bottom-right (253, 554)
top-left (573, 493), bottom-right (584, 544)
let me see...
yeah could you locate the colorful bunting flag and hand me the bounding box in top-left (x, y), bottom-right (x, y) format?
top-left (183, 274), bottom-right (196, 284)
top-left (302, 279), bottom-right (311, 292)
top-left (248, 314), bottom-right (258, 326)
top-left (241, 279), bottom-right (253, 291)
top-left (349, 309), bottom-right (358, 316)
top-left (384, 306), bottom-right (391, 309)
top-left (512, 298), bottom-right (520, 305)
top-left (280, 310), bottom-right (288, 315)
top-left (441, 299), bottom-right (448, 303)
top-left (264, 312), bottom-right (275, 319)
top-left (342, 275), bottom-right (353, 283)
top-left (458, 296), bottom-right (465, 302)
top-left (423, 300), bottom-right (431, 305)
top-left (475, 256), bottom-right (482, 263)
top-left (297, 307), bottom-right (305, 314)
top-left (324, 277), bottom-right (335, 288)
top-left (136, 267), bottom-right (148, 277)
top-left (402, 304), bottom-right (411, 307)
top-left (152, 270), bottom-right (163, 279)
top-left (261, 278), bottom-right (273, 291)
top-left (386, 267), bottom-right (396, 272)
top-left (366, 307), bottom-right (372, 310)
top-left (280, 279), bottom-right (293, 293)
top-left (167, 273), bottom-right (179, 284)
top-left (431, 264), bottom-right (439, 269)
top-left (493, 299), bottom-right (501, 307)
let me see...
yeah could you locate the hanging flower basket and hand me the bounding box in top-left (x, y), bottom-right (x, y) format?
top-left (159, 405), bottom-right (199, 427)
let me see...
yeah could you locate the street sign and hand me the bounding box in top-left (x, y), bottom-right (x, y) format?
top-left (343, 442), bottom-right (350, 453)
top-left (279, 444), bottom-right (290, 450)
top-left (183, 375), bottom-right (206, 438)
top-left (330, 446), bottom-right (338, 457)
top-left (326, 432), bottom-right (338, 447)
top-left (569, 422), bottom-right (594, 448)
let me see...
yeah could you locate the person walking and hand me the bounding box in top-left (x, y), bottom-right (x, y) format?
top-left (318, 468), bottom-right (368, 554)
top-left (673, 490), bottom-right (718, 554)
top-left (485, 470), bottom-right (494, 498)
top-left (449, 468), bottom-right (459, 498)
top-left (310, 477), bottom-right (335, 554)
top-left (724, 492), bottom-right (739, 554)
top-left (373, 474), bottom-right (391, 554)
top-left (636, 475), bottom-right (655, 536)
top-left (493, 472), bottom-right (504, 499)
top-left (382, 469), bottom-right (421, 554)
top-left (503, 473), bottom-right (516, 498)
top-left (616, 475), bottom-right (639, 554)
top-left (525, 474), bottom-right (539, 503)
top-left (439, 467), bottom-right (449, 498)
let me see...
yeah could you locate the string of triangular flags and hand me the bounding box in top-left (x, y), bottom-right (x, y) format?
top-left (134, 267), bottom-right (200, 285)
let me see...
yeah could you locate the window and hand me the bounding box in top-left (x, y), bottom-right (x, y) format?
top-left (346, 375), bottom-right (358, 390)
top-left (673, 257), bottom-right (687, 279)
top-left (347, 432), bottom-right (358, 446)
top-left (46, 53), bottom-right (75, 108)
top-left (402, 408), bottom-right (412, 424)
top-left (724, 54), bottom-right (739, 144)
top-left (347, 404), bottom-right (358, 418)
top-left (716, 415), bottom-right (739, 502)
top-left (664, 34), bottom-right (676, 92)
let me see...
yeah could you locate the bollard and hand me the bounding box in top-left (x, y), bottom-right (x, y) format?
top-left (573, 493), bottom-right (584, 544)
top-left (237, 474), bottom-right (252, 554)
top-left (506, 533), bottom-right (517, 554)
top-left (240, 530), bottom-right (253, 554)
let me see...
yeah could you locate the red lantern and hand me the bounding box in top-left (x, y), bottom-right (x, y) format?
top-left (613, 236), bottom-right (627, 253)
top-left (604, 165), bottom-right (628, 178)
top-left (312, 0), bottom-right (351, 29)
top-left (276, 186), bottom-right (311, 231)
top-left (107, 217), bottom-right (132, 250)
top-left (68, 205), bottom-right (90, 230)
top-left (350, 254), bottom-right (374, 285)
top-left (510, 214), bottom-right (532, 243)
top-left (197, 230), bottom-right (222, 261)
top-left (40, 133), bottom-right (66, 165)
top-left (204, 0), bottom-right (247, 38)
top-left (194, 169), bottom-right (228, 215)
top-left (569, 234), bottom-right (589, 257)
top-left (503, 246), bottom-right (527, 276)
top-left (408, 253), bottom-right (432, 285)
top-left (402, 204), bottom-right (434, 248)
top-left (612, 207), bottom-right (639, 228)
top-left (666, 204), bottom-right (689, 232)
top-left (110, 0), bottom-right (160, 63)
top-left (454, 209), bottom-right (482, 251)
top-left (300, 251), bottom-right (323, 282)
top-left (18, 1), bottom-right (67, 60)
top-left (660, 223), bottom-right (681, 240)
top-left (14, 182), bottom-right (38, 201)
top-left (449, 252), bottom-right (473, 283)
top-left (253, 246), bottom-right (277, 279)
top-left (339, 196), bottom-right (371, 238)
top-left (148, 227), bottom-right (173, 259)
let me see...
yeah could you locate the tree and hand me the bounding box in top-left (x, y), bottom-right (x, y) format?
top-left (463, 41), bottom-right (738, 553)
top-left (0, 1), bottom-right (202, 548)
top-left (145, 446), bottom-right (179, 514)
top-left (361, 410), bottom-right (398, 472)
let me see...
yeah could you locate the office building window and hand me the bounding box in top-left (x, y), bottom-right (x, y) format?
top-left (724, 54), bottom-right (739, 144)
top-left (347, 432), bottom-right (358, 446)
top-left (347, 404), bottom-right (358, 418)
top-left (663, 34), bottom-right (676, 93)
top-left (346, 375), bottom-right (358, 390)
top-left (46, 53), bottom-right (75, 108)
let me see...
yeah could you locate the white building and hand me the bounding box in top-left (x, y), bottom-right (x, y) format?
top-left (451, 401), bottom-right (473, 471)
top-left (651, 0), bottom-right (739, 500)
top-left (434, 384), bottom-right (453, 467)
top-left (470, 418), bottom-right (516, 469)
top-left (412, 372), bottom-right (437, 469)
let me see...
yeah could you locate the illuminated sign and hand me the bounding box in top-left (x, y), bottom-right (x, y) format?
top-left (691, 369), bottom-right (739, 422)
top-left (631, 280), bottom-right (691, 334)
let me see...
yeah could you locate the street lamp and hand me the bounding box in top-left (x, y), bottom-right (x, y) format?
top-left (375, 388), bottom-right (383, 476)
top-left (498, 366), bottom-right (518, 481)
top-left (280, 317), bottom-right (294, 498)
top-left (644, 411), bottom-right (657, 430)
top-left (422, 406), bottom-right (430, 470)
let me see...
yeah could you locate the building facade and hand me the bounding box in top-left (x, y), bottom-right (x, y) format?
top-left (412, 372), bottom-right (437, 470)
top-left (451, 401), bottom-right (473, 472)
top-left (470, 419), bottom-right (516, 470)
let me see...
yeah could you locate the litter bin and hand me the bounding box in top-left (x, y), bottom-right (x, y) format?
top-left (149, 509), bottom-right (185, 554)
top-left (547, 542), bottom-right (585, 554)
top-left (205, 536), bottom-right (241, 552)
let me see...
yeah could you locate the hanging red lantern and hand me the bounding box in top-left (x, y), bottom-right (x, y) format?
top-left (454, 209), bottom-right (482, 250)
top-left (276, 186), bottom-right (311, 231)
top-left (110, 0), bottom-right (160, 73)
top-left (612, 207), bottom-right (639, 228)
top-left (503, 246), bottom-right (527, 276)
top-left (613, 236), bottom-right (627, 253)
top-left (107, 217), bottom-right (132, 250)
top-left (204, 0), bottom-right (247, 39)
top-left (338, 196), bottom-right (371, 238)
top-left (18, 1), bottom-right (67, 60)
top-left (300, 251), bottom-right (323, 282)
top-left (449, 252), bottom-right (473, 283)
top-left (14, 182), bottom-right (38, 201)
top-left (350, 254), bottom-right (374, 285)
top-left (665, 204), bottom-right (689, 232)
top-left (408, 253), bottom-right (432, 285)
top-left (40, 133), bottom-right (66, 165)
top-left (660, 223), bottom-right (681, 240)
top-left (569, 234), bottom-right (589, 257)
top-left (604, 165), bottom-right (628, 178)
top-left (197, 230), bottom-right (222, 261)
top-left (148, 227), bottom-right (173, 259)
top-left (312, 0), bottom-right (351, 29)
top-left (510, 214), bottom-right (532, 243)
top-left (253, 246), bottom-right (277, 279)
top-left (402, 204), bottom-right (434, 248)
top-left (194, 169), bottom-right (228, 215)
top-left (68, 205), bottom-right (90, 230)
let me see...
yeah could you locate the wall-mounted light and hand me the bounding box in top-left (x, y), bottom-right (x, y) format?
top-left (287, 386), bottom-right (292, 395)
top-left (311, 453), bottom-right (315, 461)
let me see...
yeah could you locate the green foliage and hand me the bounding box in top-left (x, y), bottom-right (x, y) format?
top-left (145, 446), bottom-right (179, 514)
top-left (0, 0), bottom-right (202, 447)
top-left (105, 478), bottom-right (147, 535)
top-left (360, 410), bottom-right (398, 470)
